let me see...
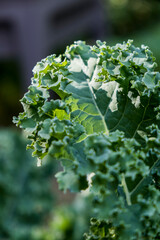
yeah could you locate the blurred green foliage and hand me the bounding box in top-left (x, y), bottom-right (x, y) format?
top-left (0, 129), bottom-right (91, 240)
top-left (0, 129), bottom-right (55, 240)
top-left (33, 194), bottom-right (91, 240)
top-left (107, 0), bottom-right (160, 35)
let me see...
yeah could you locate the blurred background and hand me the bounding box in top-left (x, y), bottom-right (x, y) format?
top-left (0, 0), bottom-right (160, 239)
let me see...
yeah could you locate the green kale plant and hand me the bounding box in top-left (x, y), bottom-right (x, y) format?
top-left (14, 40), bottom-right (160, 239)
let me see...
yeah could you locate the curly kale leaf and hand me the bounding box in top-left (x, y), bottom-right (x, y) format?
top-left (83, 128), bottom-right (160, 239)
top-left (14, 40), bottom-right (160, 239)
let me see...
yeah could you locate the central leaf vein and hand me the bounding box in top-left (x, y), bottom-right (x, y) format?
top-left (86, 66), bottom-right (109, 135)
top-left (132, 97), bottom-right (151, 139)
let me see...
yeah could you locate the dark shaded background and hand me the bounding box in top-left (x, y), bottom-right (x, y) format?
top-left (0, 0), bottom-right (106, 126)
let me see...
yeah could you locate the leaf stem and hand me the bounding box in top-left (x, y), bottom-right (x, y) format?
top-left (121, 173), bottom-right (132, 206)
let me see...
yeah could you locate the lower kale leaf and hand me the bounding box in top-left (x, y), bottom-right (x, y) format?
top-left (14, 40), bottom-right (160, 239)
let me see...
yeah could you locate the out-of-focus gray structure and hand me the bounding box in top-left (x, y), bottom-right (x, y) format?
top-left (0, 0), bottom-right (106, 91)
